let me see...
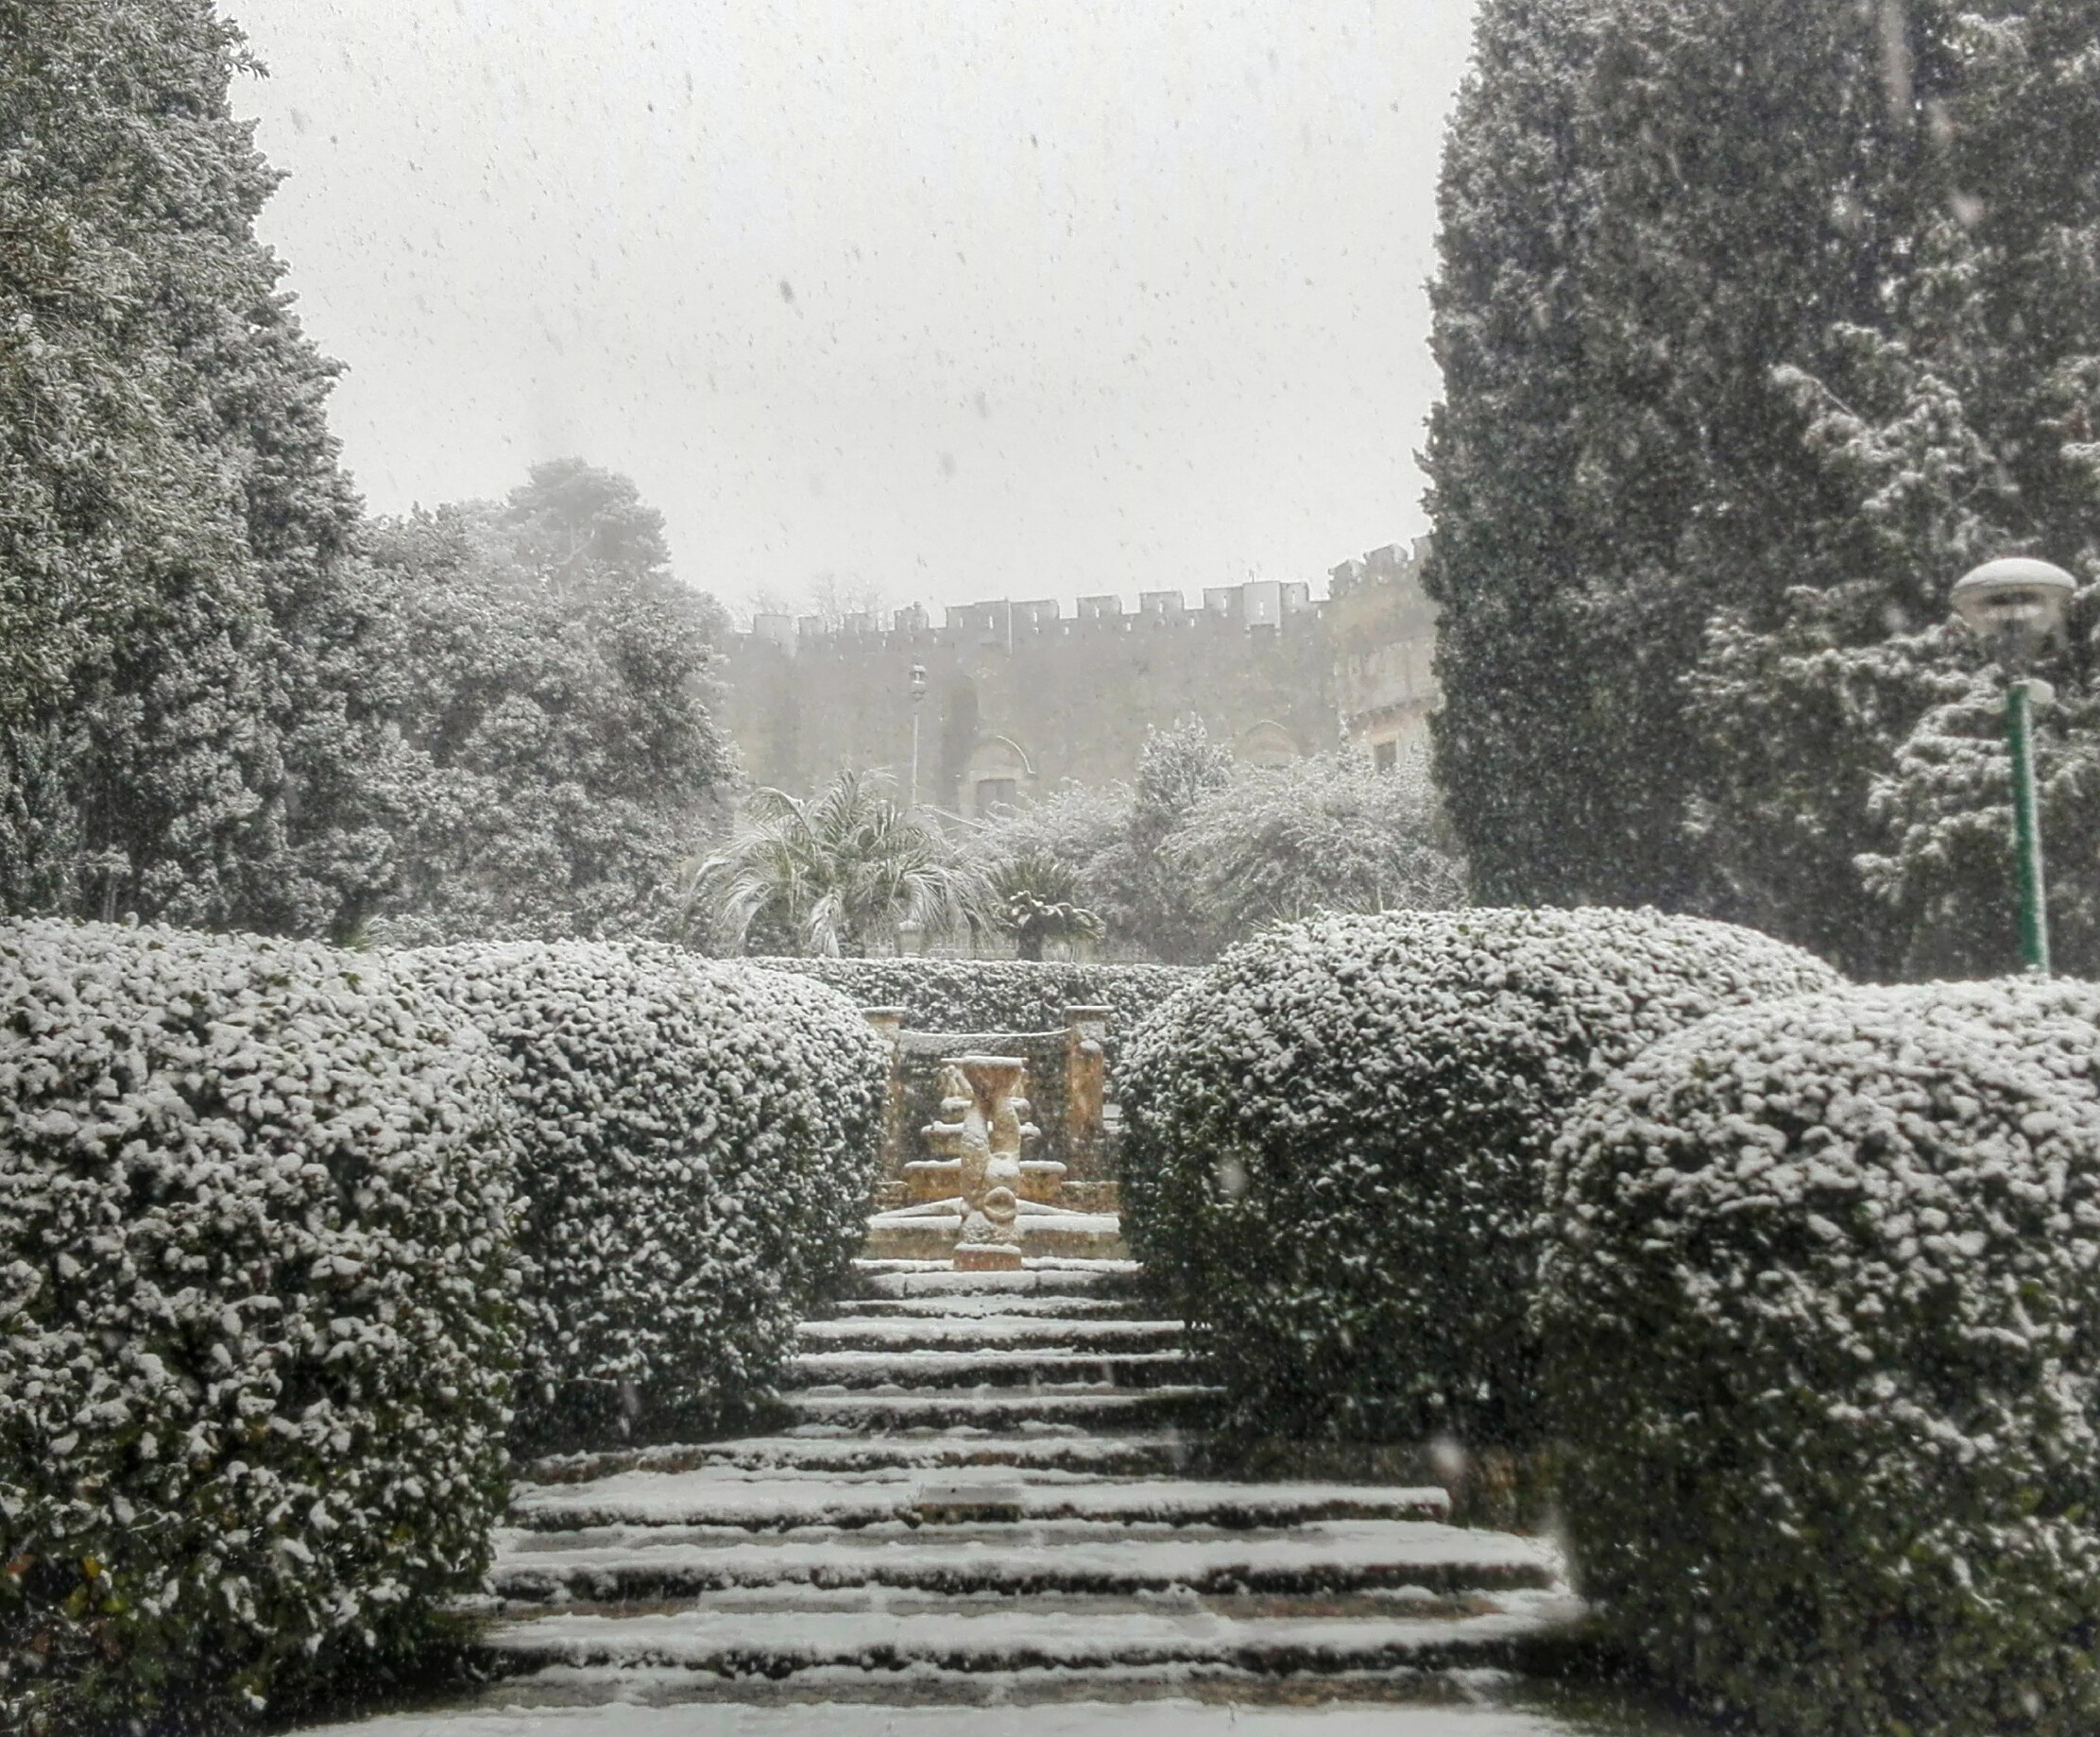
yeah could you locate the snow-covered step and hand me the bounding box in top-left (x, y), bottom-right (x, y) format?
top-left (525, 1431), bottom-right (1196, 1483)
top-left (782, 1383), bottom-right (1217, 1434)
top-left (785, 1348), bottom-right (1191, 1390)
top-left (842, 1260), bottom-right (1143, 1303)
top-left (816, 1293), bottom-right (1154, 1321)
top-left (478, 1591), bottom-right (1583, 1678)
top-left (861, 1216), bottom-right (1130, 1263)
top-left (491, 1517), bottom-right (1559, 1602)
top-left (509, 1470), bottom-right (1450, 1533)
top-left (798, 1315), bottom-right (1184, 1350)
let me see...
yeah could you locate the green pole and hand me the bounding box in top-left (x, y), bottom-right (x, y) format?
top-left (2006, 678), bottom-right (2050, 976)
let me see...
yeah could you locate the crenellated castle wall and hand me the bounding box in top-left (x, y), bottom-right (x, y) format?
top-left (719, 541), bottom-right (1438, 814)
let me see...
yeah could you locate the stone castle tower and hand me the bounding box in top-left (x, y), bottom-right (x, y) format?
top-left (719, 540), bottom-right (1437, 815)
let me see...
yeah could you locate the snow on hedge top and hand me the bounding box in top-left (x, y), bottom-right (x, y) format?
top-left (397, 944), bottom-right (887, 1445)
top-left (0, 919), bottom-right (516, 1716)
top-left (1537, 978), bottom-right (2100, 1733)
top-left (1542, 976), bottom-right (2100, 1351)
top-left (747, 956), bottom-right (1190, 1045)
top-left (1120, 906), bottom-right (1841, 1148)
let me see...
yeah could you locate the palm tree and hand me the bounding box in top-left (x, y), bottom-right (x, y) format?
top-left (984, 852), bottom-right (1102, 961)
top-left (682, 769), bottom-right (985, 956)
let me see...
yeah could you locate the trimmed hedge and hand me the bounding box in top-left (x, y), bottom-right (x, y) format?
top-left (744, 956), bottom-right (1190, 1052)
top-left (1117, 907), bottom-right (1838, 1446)
top-left (1539, 979), bottom-right (2100, 1737)
top-left (401, 945), bottom-right (888, 1450)
top-left (0, 920), bottom-right (517, 1734)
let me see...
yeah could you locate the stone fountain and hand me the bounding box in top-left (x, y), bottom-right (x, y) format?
top-left (920, 1055), bottom-right (1037, 1270)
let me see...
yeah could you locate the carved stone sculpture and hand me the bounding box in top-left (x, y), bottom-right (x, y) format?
top-left (921, 1054), bottom-right (1037, 1270)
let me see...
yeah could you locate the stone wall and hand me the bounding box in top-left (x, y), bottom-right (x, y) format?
top-left (720, 541), bottom-right (1438, 812)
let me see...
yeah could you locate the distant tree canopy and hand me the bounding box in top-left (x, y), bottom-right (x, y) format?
top-left (0, 4), bottom-right (730, 941)
top-left (350, 462), bottom-right (731, 945)
top-left (973, 724), bottom-right (1465, 963)
top-left (1427, 0), bottom-right (2100, 978)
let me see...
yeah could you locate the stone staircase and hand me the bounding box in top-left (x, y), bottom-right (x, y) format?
top-left (466, 1254), bottom-right (1581, 1711)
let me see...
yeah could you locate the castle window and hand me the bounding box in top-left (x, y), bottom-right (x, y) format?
top-left (1374, 740), bottom-right (1398, 773)
top-left (975, 777), bottom-right (1020, 813)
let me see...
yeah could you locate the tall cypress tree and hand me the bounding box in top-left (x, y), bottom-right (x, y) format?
top-left (1422, 0), bottom-right (1605, 905)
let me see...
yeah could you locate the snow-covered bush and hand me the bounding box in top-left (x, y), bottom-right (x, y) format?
top-left (747, 956), bottom-right (1189, 1052)
top-left (1538, 979), bottom-right (2100, 1737)
top-left (401, 945), bottom-right (886, 1450)
top-left (1117, 907), bottom-right (1838, 1446)
top-left (0, 920), bottom-right (517, 1733)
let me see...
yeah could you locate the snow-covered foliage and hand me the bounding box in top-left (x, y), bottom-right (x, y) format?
top-left (1164, 745), bottom-right (1466, 931)
top-left (0, 920), bottom-right (517, 1733)
top-left (1428, 0), bottom-right (2100, 972)
top-left (400, 944), bottom-right (887, 1449)
top-left (0, 0), bottom-right (367, 935)
top-left (683, 770), bottom-right (979, 957)
top-left (1539, 979), bottom-right (2100, 1737)
top-left (747, 956), bottom-right (1190, 1052)
top-left (1117, 908), bottom-right (1838, 1446)
top-left (352, 463), bottom-right (730, 947)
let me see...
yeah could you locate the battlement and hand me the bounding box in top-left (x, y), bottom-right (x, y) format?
top-left (720, 542), bottom-right (1437, 816)
top-left (739, 574), bottom-right (1324, 656)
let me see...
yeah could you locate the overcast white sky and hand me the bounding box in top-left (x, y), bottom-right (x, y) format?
top-left (226, 0), bottom-right (1479, 614)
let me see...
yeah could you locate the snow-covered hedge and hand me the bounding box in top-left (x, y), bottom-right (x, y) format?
top-left (1117, 907), bottom-right (1838, 1445)
top-left (0, 920), bottom-right (517, 1734)
top-left (401, 945), bottom-right (887, 1450)
top-left (745, 956), bottom-right (1190, 1050)
top-left (1538, 979), bottom-right (2100, 1737)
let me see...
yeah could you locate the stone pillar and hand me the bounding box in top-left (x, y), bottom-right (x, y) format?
top-left (1063, 1006), bottom-right (1112, 1183)
top-left (862, 1007), bottom-right (909, 1200)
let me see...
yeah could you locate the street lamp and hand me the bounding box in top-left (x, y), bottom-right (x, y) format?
top-left (908, 664), bottom-right (930, 813)
top-left (1950, 556), bottom-right (2077, 975)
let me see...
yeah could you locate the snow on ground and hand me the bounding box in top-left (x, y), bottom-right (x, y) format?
top-left (294, 1696), bottom-right (1601, 1737)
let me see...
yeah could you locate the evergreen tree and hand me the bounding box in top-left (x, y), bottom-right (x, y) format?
top-left (1084, 719), bottom-right (1235, 963)
top-left (1428, 0), bottom-right (2100, 975)
top-left (0, 0), bottom-right (364, 930)
top-left (353, 463), bottom-right (731, 944)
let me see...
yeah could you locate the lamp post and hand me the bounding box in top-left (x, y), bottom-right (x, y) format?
top-left (908, 664), bottom-right (929, 813)
top-left (1950, 556), bottom-right (2076, 975)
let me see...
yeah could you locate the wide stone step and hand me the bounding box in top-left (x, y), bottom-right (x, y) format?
top-left (782, 1384), bottom-right (1217, 1434)
top-left (478, 1590), bottom-right (1583, 1679)
top-left (841, 1259), bottom-right (1144, 1303)
top-left (509, 1470), bottom-right (1450, 1533)
top-left (861, 1217), bottom-right (1130, 1264)
top-left (798, 1315), bottom-right (1184, 1350)
top-left (816, 1293), bottom-right (1153, 1321)
top-left (785, 1348), bottom-right (1190, 1390)
top-left (524, 1431), bottom-right (1199, 1484)
top-left (492, 1516), bottom-right (1558, 1602)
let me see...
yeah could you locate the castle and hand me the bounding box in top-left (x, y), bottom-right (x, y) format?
top-left (718, 540), bottom-right (1439, 817)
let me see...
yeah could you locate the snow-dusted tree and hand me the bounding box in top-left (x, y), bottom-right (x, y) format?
top-left (1426, 0), bottom-right (2100, 974)
top-left (981, 852), bottom-right (1101, 961)
top-left (351, 464), bottom-right (730, 943)
top-left (1689, 4), bottom-right (2100, 979)
top-left (0, 0), bottom-right (367, 933)
top-left (1078, 719), bottom-right (1235, 962)
top-left (1167, 746), bottom-right (1465, 937)
top-left (1854, 602), bottom-right (2100, 979)
top-left (689, 768), bottom-right (985, 957)
top-left (1421, 0), bottom-right (1608, 907)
